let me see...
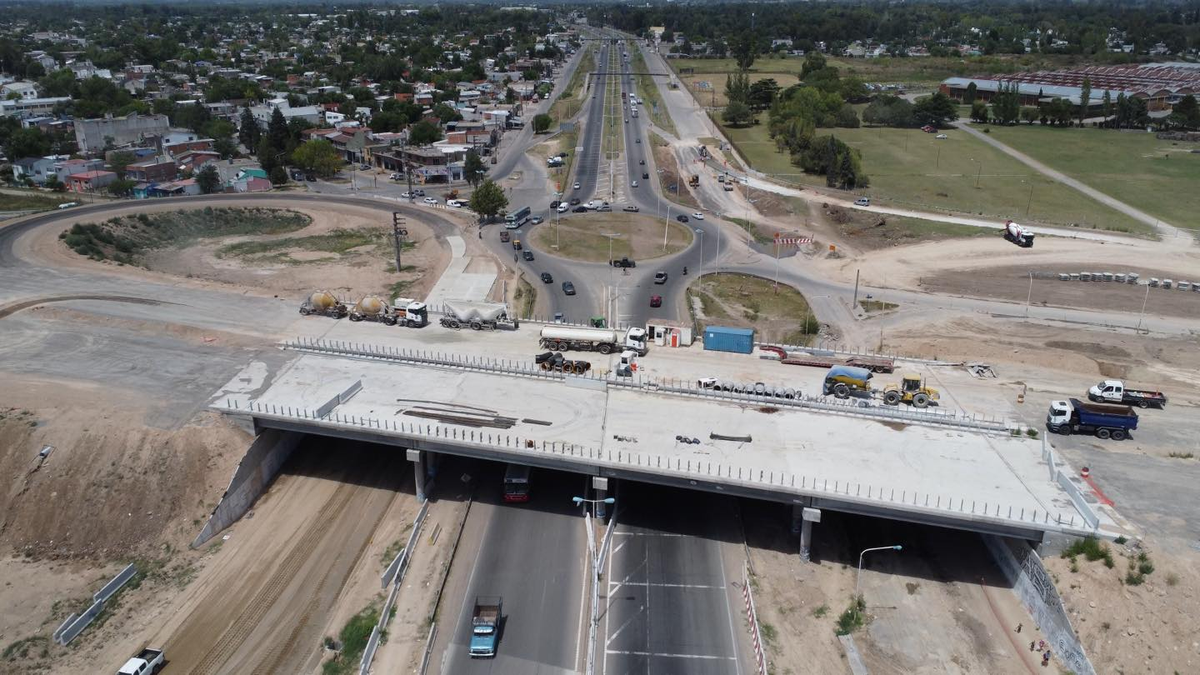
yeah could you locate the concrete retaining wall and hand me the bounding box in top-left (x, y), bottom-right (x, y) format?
top-left (192, 429), bottom-right (302, 547)
top-left (984, 535), bottom-right (1095, 675)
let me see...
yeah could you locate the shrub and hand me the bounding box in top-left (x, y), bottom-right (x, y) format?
top-left (835, 596), bottom-right (866, 636)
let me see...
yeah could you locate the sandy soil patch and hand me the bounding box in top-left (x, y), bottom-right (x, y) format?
top-left (21, 201), bottom-right (449, 303)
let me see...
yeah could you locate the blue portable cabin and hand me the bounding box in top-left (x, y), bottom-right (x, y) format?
top-left (702, 326), bottom-right (755, 354)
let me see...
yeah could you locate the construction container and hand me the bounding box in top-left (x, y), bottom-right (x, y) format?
top-left (1127, 273), bottom-right (1139, 284)
top-left (1114, 273), bottom-right (1126, 283)
top-left (1080, 273), bottom-right (1092, 282)
top-left (1058, 273), bottom-right (1070, 281)
top-left (1179, 281), bottom-right (1192, 291)
top-left (703, 326), bottom-right (755, 354)
top-left (1163, 279), bottom-right (1173, 289)
top-left (1102, 272), bottom-right (1114, 282)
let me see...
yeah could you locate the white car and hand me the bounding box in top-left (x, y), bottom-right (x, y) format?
top-left (423, 197), bottom-right (438, 205)
top-left (623, 205), bottom-right (639, 212)
top-left (56, 202), bottom-right (78, 210)
top-left (557, 202), bottom-right (570, 213)
top-left (631, 180), bottom-right (638, 188)
top-left (446, 198), bottom-right (465, 207)
top-left (935, 134), bottom-right (948, 139)
top-left (399, 191), bottom-right (412, 198)
top-left (691, 212), bottom-right (704, 220)
top-left (854, 197), bottom-right (871, 206)
top-left (573, 182), bottom-right (581, 190)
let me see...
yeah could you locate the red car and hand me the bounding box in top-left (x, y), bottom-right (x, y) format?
top-left (649, 295), bottom-right (662, 307)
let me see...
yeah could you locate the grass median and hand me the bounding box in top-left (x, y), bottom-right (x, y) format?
top-left (532, 212), bottom-right (692, 263)
top-left (687, 272), bottom-right (819, 345)
top-left (631, 48), bottom-right (676, 137)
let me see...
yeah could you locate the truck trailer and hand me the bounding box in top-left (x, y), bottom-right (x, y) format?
top-left (759, 345), bottom-right (894, 373)
top-left (298, 290), bottom-right (347, 319)
top-left (1046, 398), bottom-right (1138, 440)
top-left (1087, 380), bottom-right (1167, 409)
top-left (440, 300), bottom-right (518, 331)
top-left (539, 325), bottom-right (647, 355)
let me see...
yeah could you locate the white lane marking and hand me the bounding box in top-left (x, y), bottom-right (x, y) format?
top-left (716, 541), bottom-right (743, 675)
top-left (605, 604), bottom-right (644, 646)
top-left (605, 650), bottom-right (738, 660)
top-left (613, 532), bottom-right (686, 537)
top-left (609, 581), bottom-right (725, 590)
top-left (612, 538), bottom-right (629, 555)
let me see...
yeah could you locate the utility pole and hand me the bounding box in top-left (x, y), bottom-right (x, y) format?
top-left (852, 268), bottom-right (861, 308)
top-left (392, 213), bottom-right (408, 273)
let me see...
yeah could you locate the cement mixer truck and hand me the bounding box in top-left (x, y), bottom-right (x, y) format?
top-left (349, 295), bottom-right (394, 323)
top-left (1003, 220), bottom-right (1034, 248)
top-left (299, 291), bottom-right (348, 319)
top-left (440, 299), bottom-right (519, 331)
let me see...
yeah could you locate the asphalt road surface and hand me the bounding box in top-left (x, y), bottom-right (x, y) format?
top-left (603, 481), bottom-right (746, 675)
top-left (436, 464), bottom-right (588, 675)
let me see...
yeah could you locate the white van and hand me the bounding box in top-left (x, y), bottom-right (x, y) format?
top-left (854, 197), bottom-right (871, 206)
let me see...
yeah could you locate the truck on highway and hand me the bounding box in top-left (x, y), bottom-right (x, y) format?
top-left (1003, 220), bottom-right (1035, 248)
top-left (1086, 380), bottom-right (1167, 409)
top-left (539, 325), bottom-right (648, 356)
top-left (299, 290), bottom-right (348, 319)
top-left (388, 297), bottom-right (429, 328)
top-left (440, 299), bottom-right (519, 331)
top-left (469, 597), bottom-right (502, 657)
top-left (1046, 398), bottom-right (1138, 440)
top-left (117, 648), bottom-right (165, 675)
top-left (759, 345), bottom-right (895, 373)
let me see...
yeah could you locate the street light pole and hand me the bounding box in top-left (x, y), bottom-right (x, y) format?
top-left (1135, 283), bottom-right (1150, 334)
top-left (1025, 271), bottom-right (1034, 317)
top-left (696, 228), bottom-right (705, 291)
top-left (856, 545), bottom-right (902, 600)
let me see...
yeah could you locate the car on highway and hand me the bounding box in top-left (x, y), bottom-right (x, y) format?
top-left (639, 159), bottom-right (645, 165)
top-left (562, 281), bottom-right (576, 295)
top-left (390, 172), bottom-right (403, 180)
top-left (56, 202), bottom-right (78, 210)
top-left (572, 206), bottom-right (588, 213)
top-left (540, 272), bottom-right (554, 283)
top-left (569, 197), bottom-right (581, 205)
top-left (676, 214), bottom-right (689, 223)
top-left (642, 172), bottom-right (649, 179)
top-left (650, 294), bottom-right (662, 307)
top-left (623, 205), bottom-right (639, 212)
top-left (573, 182), bottom-right (581, 189)
top-left (557, 203), bottom-right (570, 213)
top-left (691, 212), bottom-right (704, 220)
top-left (635, 138), bottom-right (641, 144)
top-left (530, 216), bottom-right (544, 224)
top-left (550, 200), bottom-right (560, 208)
top-left (654, 271), bottom-right (668, 284)
top-left (423, 197), bottom-right (438, 205)
top-left (624, 118), bottom-right (628, 123)
top-left (523, 250), bottom-right (534, 261)
top-left (630, 180), bottom-right (638, 187)
top-left (854, 197), bottom-right (871, 206)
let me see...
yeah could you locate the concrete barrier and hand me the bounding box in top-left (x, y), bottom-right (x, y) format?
top-left (983, 535), bottom-right (1095, 675)
top-left (56, 564), bottom-right (139, 645)
top-left (192, 429), bottom-right (302, 547)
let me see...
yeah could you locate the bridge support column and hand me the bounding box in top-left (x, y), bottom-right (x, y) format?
top-left (407, 448), bottom-right (428, 502)
top-left (799, 507), bottom-right (821, 562)
top-left (593, 476), bottom-right (609, 519)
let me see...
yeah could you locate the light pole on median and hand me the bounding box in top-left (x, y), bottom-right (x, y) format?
top-left (695, 227), bottom-right (704, 291)
top-left (856, 544), bottom-right (903, 600)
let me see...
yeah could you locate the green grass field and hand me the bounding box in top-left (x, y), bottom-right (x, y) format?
top-left (0, 191), bottom-right (75, 211)
top-left (983, 125), bottom-right (1200, 231)
top-left (720, 122), bottom-right (1148, 234)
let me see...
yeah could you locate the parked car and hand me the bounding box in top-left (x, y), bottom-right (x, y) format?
top-left (400, 191), bottom-right (412, 198)
top-left (523, 250), bottom-right (534, 261)
top-left (557, 203), bottom-right (570, 213)
top-left (676, 214), bottom-right (689, 223)
top-left (650, 294), bottom-right (662, 307)
top-left (390, 172), bottom-right (403, 180)
top-left (550, 200), bottom-right (560, 208)
top-left (540, 272), bottom-right (554, 283)
top-left (423, 197), bottom-right (438, 205)
top-left (623, 205), bottom-right (639, 212)
top-left (935, 134), bottom-right (948, 139)
top-left (557, 152), bottom-right (569, 158)
top-left (654, 271), bottom-right (668, 284)
top-left (562, 281), bottom-right (576, 295)
top-left (572, 206), bottom-right (588, 213)
top-left (569, 197), bottom-right (581, 205)
top-left (414, 189), bottom-right (426, 196)
top-left (359, 163), bottom-right (371, 171)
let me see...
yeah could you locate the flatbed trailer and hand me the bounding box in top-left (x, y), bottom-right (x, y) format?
top-left (760, 345), bottom-right (894, 373)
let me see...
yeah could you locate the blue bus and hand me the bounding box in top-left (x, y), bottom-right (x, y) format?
top-left (504, 206), bottom-right (532, 228)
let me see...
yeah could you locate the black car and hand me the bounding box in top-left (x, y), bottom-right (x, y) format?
top-left (677, 214), bottom-right (689, 223)
top-left (523, 250), bottom-right (535, 261)
top-left (572, 205), bottom-right (588, 213)
top-left (540, 272), bottom-right (554, 284)
top-left (639, 159), bottom-right (645, 165)
top-left (642, 172), bottom-right (649, 179)
top-left (569, 197), bottom-right (581, 205)
top-left (550, 200), bottom-right (561, 209)
top-left (562, 281), bottom-right (576, 295)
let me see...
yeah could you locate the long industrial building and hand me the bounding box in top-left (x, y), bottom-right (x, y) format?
top-left (941, 61), bottom-right (1200, 112)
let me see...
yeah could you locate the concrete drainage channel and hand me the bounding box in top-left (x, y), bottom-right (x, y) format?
top-left (282, 338), bottom-right (1013, 435)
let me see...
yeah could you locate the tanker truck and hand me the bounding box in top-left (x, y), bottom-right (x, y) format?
top-left (1003, 220), bottom-right (1034, 248)
top-left (440, 299), bottom-right (518, 331)
top-left (299, 290), bottom-right (348, 318)
top-left (539, 325), bottom-right (648, 356)
top-left (349, 295), bottom-right (395, 324)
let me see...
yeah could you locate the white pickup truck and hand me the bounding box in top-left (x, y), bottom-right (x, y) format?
top-left (1087, 380), bottom-right (1167, 409)
top-left (118, 648), bottom-right (164, 675)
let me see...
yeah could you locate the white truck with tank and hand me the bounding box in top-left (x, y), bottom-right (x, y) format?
top-left (1003, 220), bottom-right (1034, 248)
top-left (539, 325), bottom-right (647, 356)
top-left (440, 299), bottom-right (519, 331)
top-left (298, 290), bottom-right (347, 319)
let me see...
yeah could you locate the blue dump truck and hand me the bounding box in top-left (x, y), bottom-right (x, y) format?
top-left (469, 596), bottom-right (502, 657)
top-left (1046, 398), bottom-right (1138, 440)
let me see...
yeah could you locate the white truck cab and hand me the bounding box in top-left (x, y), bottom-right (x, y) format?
top-left (625, 327), bottom-right (648, 355)
top-left (1046, 400), bottom-right (1072, 428)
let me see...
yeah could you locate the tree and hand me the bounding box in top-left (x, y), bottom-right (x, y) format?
top-left (1078, 77), bottom-right (1092, 125)
top-left (799, 51), bottom-right (827, 80)
top-left (267, 107), bottom-right (289, 152)
top-left (268, 165), bottom-right (289, 186)
top-left (106, 178), bottom-right (135, 197)
top-left (292, 139), bottom-right (343, 178)
top-left (730, 32), bottom-right (760, 72)
top-left (409, 120), bottom-right (442, 145)
top-left (108, 151), bottom-right (136, 179)
top-left (964, 82), bottom-right (978, 105)
top-left (1173, 94), bottom-right (1200, 129)
top-left (196, 164), bottom-right (221, 194)
top-left (6, 127), bottom-right (51, 159)
top-left (863, 96), bottom-right (916, 128)
top-left (724, 72), bottom-right (750, 105)
top-left (747, 78), bottom-right (780, 111)
top-left (970, 100), bottom-right (990, 124)
top-left (1020, 107), bottom-right (1039, 125)
top-left (238, 105), bottom-right (260, 150)
top-left (469, 179), bottom-right (508, 222)
top-left (464, 151), bottom-right (486, 187)
top-left (433, 102), bottom-right (462, 124)
top-left (722, 100), bottom-right (754, 127)
top-left (45, 174), bottom-right (65, 192)
top-left (532, 113), bottom-right (553, 134)
top-left (1102, 90), bottom-right (1113, 126)
top-left (989, 81), bottom-right (1021, 125)
top-left (913, 92), bottom-right (958, 127)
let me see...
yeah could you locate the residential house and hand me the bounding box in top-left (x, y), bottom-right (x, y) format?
top-left (0, 97), bottom-right (73, 120)
top-left (126, 158), bottom-right (178, 183)
top-left (65, 170), bottom-right (118, 193)
top-left (175, 150), bottom-right (221, 174)
top-left (1, 81), bottom-right (39, 100)
top-left (74, 113), bottom-right (170, 155)
top-left (53, 158), bottom-right (106, 180)
top-left (12, 157), bottom-right (59, 185)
